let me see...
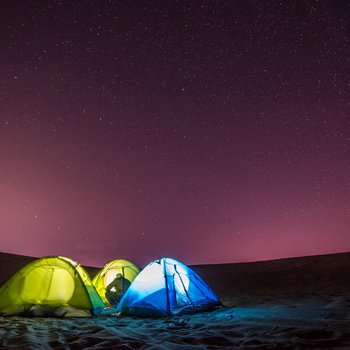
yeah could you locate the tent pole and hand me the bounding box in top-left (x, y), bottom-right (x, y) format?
top-left (163, 259), bottom-right (170, 315)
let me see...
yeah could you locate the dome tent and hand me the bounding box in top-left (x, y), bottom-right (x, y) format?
top-left (117, 257), bottom-right (220, 316)
top-left (0, 256), bottom-right (105, 317)
top-left (92, 259), bottom-right (140, 306)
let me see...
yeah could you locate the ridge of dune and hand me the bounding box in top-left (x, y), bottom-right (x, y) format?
top-left (1, 250), bottom-right (349, 303)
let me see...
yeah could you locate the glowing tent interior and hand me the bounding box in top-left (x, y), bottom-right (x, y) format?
top-left (92, 259), bottom-right (140, 306)
top-left (0, 256), bottom-right (105, 317)
top-left (117, 257), bottom-right (221, 316)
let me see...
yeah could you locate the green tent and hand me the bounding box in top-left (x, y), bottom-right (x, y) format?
top-left (92, 259), bottom-right (140, 306)
top-left (0, 256), bottom-right (105, 317)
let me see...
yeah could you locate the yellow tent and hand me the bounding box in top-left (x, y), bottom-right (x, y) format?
top-left (92, 259), bottom-right (140, 305)
top-left (0, 256), bottom-right (105, 317)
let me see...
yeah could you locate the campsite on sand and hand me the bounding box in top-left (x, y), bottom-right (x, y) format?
top-left (0, 251), bottom-right (349, 349)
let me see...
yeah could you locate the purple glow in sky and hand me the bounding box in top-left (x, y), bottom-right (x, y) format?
top-left (0, 1), bottom-right (349, 267)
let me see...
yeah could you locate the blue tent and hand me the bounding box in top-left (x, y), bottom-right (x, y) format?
top-left (117, 257), bottom-right (220, 316)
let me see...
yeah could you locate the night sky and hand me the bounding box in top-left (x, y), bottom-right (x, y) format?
top-left (1, 1), bottom-right (349, 267)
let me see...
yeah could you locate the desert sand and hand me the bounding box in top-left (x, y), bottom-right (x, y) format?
top-left (0, 251), bottom-right (349, 349)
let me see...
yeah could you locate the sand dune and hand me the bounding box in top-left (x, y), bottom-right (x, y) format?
top-left (192, 252), bottom-right (350, 308)
top-left (0, 252), bottom-right (349, 349)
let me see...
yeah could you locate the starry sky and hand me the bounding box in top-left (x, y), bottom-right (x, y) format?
top-left (0, 0), bottom-right (349, 267)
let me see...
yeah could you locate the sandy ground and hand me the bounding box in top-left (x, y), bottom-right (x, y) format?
top-left (0, 252), bottom-right (349, 349)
